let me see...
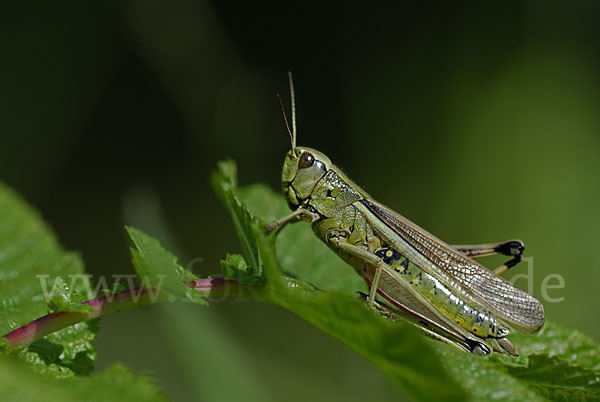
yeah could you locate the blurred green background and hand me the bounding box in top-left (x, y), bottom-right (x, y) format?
top-left (1, 1), bottom-right (600, 401)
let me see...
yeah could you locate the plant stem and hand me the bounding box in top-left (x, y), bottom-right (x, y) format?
top-left (2, 278), bottom-right (243, 348)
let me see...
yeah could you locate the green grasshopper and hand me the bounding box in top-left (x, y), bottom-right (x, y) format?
top-left (266, 74), bottom-right (544, 355)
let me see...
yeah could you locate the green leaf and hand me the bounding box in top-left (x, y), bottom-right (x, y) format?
top-left (214, 160), bottom-right (600, 402)
top-left (220, 253), bottom-right (263, 284)
top-left (0, 182), bottom-right (97, 376)
top-left (126, 226), bottom-right (206, 304)
top-left (506, 354), bottom-right (600, 401)
top-left (211, 160), bottom-right (263, 278)
top-left (509, 322), bottom-right (600, 371)
top-left (0, 181), bottom-right (176, 401)
top-left (27, 337), bottom-right (95, 376)
top-left (0, 358), bottom-right (168, 402)
top-left (43, 276), bottom-right (94, 314)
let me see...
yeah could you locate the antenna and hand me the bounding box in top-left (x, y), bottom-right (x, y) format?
top-left (276, 94), bottom-right (294, 154)
top-left (276, 72), bottom-right (298, 156)
top-left (287, 71), bottom-right (297, 149)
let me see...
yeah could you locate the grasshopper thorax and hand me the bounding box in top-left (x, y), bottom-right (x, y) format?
top-left (282, 146), bottom-right (332, 208)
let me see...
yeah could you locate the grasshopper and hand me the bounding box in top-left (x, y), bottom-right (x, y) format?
top-left (266, 74), bottom-right (544, 355)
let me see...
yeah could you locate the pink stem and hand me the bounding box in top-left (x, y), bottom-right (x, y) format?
top-left (2, 278), bottom-right (242, 348)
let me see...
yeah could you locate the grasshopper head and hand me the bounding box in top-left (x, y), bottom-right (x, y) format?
top-left (282, 146), bottom-right (332, 209)
top-left (277, 73), bottom-right (333, 209)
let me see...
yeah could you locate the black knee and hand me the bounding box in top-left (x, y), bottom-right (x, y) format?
top-left (494, 240), bottom-right (525, 256)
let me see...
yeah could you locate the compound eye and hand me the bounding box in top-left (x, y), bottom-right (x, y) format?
top-left (298, 152), bottom-right (315, 169)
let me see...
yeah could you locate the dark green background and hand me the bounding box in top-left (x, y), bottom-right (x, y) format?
top-left (1, 1), bottom-right (599, 401)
